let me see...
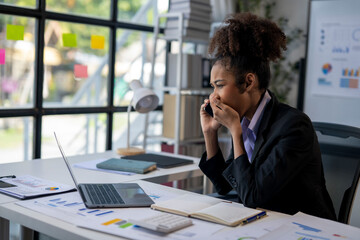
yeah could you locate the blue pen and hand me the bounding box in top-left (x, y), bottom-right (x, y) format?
top-left (240, 211), bottom-right (267, 225)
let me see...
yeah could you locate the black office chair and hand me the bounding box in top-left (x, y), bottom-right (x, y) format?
top-left (348, 169), bottom-right (360, 227)
top-left (313, 122), bottom-right (360, 224)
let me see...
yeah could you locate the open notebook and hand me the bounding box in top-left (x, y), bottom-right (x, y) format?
top-left (151, 193), bottom-right (266, 226)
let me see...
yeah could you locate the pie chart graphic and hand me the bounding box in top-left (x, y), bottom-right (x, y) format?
top-left (46, 187), bottom-right (59, 190)
top-left (322, 63), bottom-right (332, 74)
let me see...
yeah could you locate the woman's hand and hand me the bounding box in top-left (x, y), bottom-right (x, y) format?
top-left (200, 98), bottom-right (221, 135)
top-left (211, 97), bottom-right (245, 158)
top-left (210, 97), bottom-right (242, 135)
top-left (200, 97), bottom-right (222, 159)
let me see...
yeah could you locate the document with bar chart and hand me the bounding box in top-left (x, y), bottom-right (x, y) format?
top-left (0, 175), bottom-right (75, 199)
top-left (16, 189), bottom-right (223, 240)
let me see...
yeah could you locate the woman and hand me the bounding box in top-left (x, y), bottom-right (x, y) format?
top-left (199, 12), bottom-right (336, 220)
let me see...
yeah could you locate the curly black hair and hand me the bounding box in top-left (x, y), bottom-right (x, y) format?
top-left (209, 12), bottom-right (287, 90)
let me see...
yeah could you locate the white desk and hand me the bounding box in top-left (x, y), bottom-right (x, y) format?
top-left (0, 150), bottom-right (205, 240)
top-left (0, 179), bottom-right (289, 240)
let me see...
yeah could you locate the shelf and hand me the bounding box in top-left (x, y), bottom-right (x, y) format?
top-left (146, 13), bottom-right (211, 155)
top-left (159, 35), bottom-right (209, 45)
top-left (158, 87), bottom-right (212, 96)
top-left (146, 136), bottom-right (206, 145)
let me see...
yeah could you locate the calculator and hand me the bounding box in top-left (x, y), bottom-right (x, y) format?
top-left (129, 212), bottom-right (193, 233)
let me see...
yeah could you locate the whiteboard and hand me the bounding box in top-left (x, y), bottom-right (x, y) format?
top-left (304, 0), bottom-right (360, 128)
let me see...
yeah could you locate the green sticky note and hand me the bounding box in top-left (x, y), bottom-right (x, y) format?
top-left (62, 33), bottom-right (77, 47)
top-left (6, 24), bottom-right (24, 40)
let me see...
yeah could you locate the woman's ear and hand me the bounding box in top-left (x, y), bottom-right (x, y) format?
top-left (244, 73), bottom-right (257, 91)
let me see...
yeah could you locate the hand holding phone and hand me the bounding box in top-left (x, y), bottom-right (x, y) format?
top-left (204, 103), bottom-right (213, 117)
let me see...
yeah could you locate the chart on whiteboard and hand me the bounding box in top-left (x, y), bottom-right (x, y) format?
top-left (310, 17), bottom-right (360, 98)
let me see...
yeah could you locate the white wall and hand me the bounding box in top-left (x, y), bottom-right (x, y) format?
top-left (270, 0), bottom-right (309, 107)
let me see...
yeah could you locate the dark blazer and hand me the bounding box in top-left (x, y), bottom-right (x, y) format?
top-left (199, 90), bottom-right (336, 220)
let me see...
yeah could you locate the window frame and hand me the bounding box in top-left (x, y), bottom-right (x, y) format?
top-left (0, 0), bottom-right (162, 159)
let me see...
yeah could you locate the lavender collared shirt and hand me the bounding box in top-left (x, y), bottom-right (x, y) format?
top-left (241, 90), bottom-right (271, 163)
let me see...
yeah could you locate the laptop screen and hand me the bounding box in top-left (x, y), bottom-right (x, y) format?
top-left (54, 132), bottom-right (80, 190)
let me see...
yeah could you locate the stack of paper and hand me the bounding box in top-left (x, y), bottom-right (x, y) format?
top-left (0, 175), bottom-right (76, 199)
top-left (164, 0), bottom-right (212, 42)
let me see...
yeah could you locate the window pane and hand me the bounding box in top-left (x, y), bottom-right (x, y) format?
top-left (42, 114), bottom-right (106, 158)
top-left (43, 20), bottom-right (109, 107)
top-left (0, 15), bottom-right (36, 108)
top-left (118, 0), bottom-right (168, 25)
top-left (46, 0), bottom-right (111, 19)
top-left (114, 30), bottom-right (166, 106)
top-left (0, 0), bottom-right (36, 8)
top-left (0, 117), bottom-right (33, 163)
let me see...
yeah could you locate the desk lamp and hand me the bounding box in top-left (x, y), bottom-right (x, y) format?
top-left (117, 79), bottom-right (159, 156)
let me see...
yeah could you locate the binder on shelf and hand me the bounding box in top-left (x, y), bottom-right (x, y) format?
top-left (202, 58), bottom-right (211, 88)
top-left (167, 53), bottom-right (202, 89)
top-left (162, 94), bottom-right (202, 141)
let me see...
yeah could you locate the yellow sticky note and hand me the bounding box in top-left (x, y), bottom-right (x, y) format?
top-left (62, 33), bottom-right (77, 47)
top-left (6, 24), bottom-right (24, 41)
top-left (91, 35), bottom-right (105, 49)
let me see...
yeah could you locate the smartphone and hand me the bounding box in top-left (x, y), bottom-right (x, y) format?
top-left (204, 103), bottom-right (213, 117)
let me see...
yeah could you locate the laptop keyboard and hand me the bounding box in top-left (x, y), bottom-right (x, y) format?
top-left (85, 184), bottom-right (125, 205)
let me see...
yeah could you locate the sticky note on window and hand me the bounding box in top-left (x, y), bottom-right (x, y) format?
top-left (74, 64), bottom-right (88, 78)
top-left (0, 49), bottom-right (5, 65)
top-left (91, 35), bottom-right (105, 49)
top-left (62, 33), bottom-right (77, 47)
top-left (6, 24), bottom-right (24, 40)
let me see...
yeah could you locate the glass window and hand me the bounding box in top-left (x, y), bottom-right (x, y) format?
top-left (42, 114), bottom-right (107, 158)
top-left (118, 0), bottom-right (168, 25)
top-left (43, 20), bottom-right (109, 107)
top-left (0, 1), bottom-right (167, 162)
top-left (46, 0), bottom-right (111, 19)
top-left (114, 30), bottom-right (166, 106)
top-left (0, 117), bottom-right (33, 163)
top-left (0, 15), bottom-right (36, 108)
top-left (0, 0), bottom-right (36, 8)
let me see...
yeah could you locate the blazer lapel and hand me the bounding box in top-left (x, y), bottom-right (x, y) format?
top-left (251, 91), bottom-right (278, 164)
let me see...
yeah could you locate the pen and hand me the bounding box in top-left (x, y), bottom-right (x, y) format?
top-left (0, 175), bottom-right (16, 179)
top-left (240, 211), bottom-right (267, 225)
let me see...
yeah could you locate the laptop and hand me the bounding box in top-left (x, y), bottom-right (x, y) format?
top-left (54, 133), bottom-right (154, 209)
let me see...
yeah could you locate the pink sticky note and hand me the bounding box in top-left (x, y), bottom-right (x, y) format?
top-left (74, 64), bottom-right (88, 78)
top-left (0, 49), bottom-right (5, 65)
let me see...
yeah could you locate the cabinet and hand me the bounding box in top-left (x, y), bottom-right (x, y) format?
top-left (144, 12), bottom-right (211, 155)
